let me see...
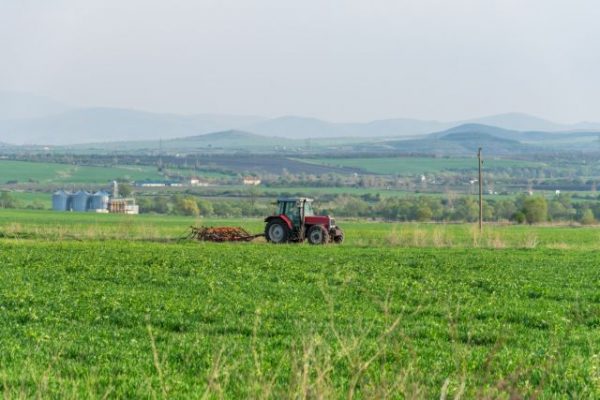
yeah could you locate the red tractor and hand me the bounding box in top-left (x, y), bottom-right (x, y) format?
top-left (264, 197), bottom-right (344, 245)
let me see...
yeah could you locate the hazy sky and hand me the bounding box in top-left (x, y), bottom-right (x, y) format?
top-left (1, 0), bottom-right (599, 122)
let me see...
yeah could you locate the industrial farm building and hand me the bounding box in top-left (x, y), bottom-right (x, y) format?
top-left (52, 181), bottom-right (138, 214)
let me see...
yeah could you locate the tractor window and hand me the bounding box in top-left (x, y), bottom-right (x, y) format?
top-left (304, 202), bottom-right (314, 216)
top-left (277, 200), bottom-right (313, 221)
top-left (278, 201), bottom-right (297, 218)
top-left (286, 202), bottom-right (298, 220)
top-left (278, 202), bottom-right (286, 215)
top-left (275, 201), bottom-right (298, 224)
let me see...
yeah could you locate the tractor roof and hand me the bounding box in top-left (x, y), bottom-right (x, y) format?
top-left (277, 197), bottom-right (313, 203)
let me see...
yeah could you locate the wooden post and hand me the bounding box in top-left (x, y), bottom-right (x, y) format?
top-left (478, 147), bottom-right (483, 231)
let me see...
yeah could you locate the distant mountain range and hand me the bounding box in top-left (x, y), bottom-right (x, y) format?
top-left (428, 123), bottom-right (600, 143)
top-left (0, 91), bottom-right (70, 120)
top-left (368, 125), bottom-right (531, 156)
top-left (58, 123), bottom-right (600, 157)
top-left (0, 107), bottom-right (264, 145)
top-left (243, 116), bottom-right (452, 139)
top-left (1, 91), bottom-right (600, 146)
top-left (75, 129), bottom-right (296, 152)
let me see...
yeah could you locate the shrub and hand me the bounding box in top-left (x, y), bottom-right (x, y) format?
top-left (514, 211), bottom-right (526, 224)
top-left (522, 196), bottom-right (548, 224)
top-left (580, 209), bottom-right (595, 225)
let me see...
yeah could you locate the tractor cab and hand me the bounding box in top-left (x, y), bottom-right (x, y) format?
top-left (276, 197), bottom-right (314, 226)
top-left (264, 197), bottom-right (344, 245)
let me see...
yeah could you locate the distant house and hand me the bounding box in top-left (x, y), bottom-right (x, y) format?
top-left (190, 178), bottom-right (210, 187)
top-left (136, 181), bottom-right (167, 187)
top-left (136, 180), bottom-right (188, 187)
top-left (243, 177), bottom-right (261, 186)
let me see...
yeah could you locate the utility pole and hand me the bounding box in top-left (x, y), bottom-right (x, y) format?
top-left (158, 138), bottom-right (164, 172)
top-left (478, 147), bottom-right (483, 232)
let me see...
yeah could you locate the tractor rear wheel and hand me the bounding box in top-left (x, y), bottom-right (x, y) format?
top-left (307, 225), bottom-right (329, 245)
top-left (265, 220), bottom-right (289, 244)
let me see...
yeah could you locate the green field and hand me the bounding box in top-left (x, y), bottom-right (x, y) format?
top-left (0, 160), bottom-right (167, 184)
top-left (7, 191), bottom-right (51, 209)
top-left (304, 157), bottom-right (544, 175)
top-left (1, 210), bottom-right (599, 398)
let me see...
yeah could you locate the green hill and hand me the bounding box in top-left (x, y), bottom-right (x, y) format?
top-left (372, 124), bottom-right (536, 155)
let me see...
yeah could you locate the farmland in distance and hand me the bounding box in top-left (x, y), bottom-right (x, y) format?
top-left (303, 157), bottom-right (545, 175)
top-left (0, 160), bottom-right (164, 184)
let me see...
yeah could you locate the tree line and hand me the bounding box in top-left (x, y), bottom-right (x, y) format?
top-left (137, 193), bottom-right (598, 224)
top-left (2, 190), bottom-right (597, 224)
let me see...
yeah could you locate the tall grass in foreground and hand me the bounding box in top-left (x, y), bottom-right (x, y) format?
top-left (1, 302), bottom-right (594, 399)
top-left (382, 224), bottom-right (545, 249)
top-left (3, 209), bottom-right (600, 249)
top-left (0, 218), bottom-right (597, 250)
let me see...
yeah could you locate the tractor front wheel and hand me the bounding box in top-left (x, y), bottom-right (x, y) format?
top-left (307, 225), bottom-right (330, 245)
top-left (265, 220), bottom-right (289, 244)
top-left (333, 230), bottom-right (344, 244)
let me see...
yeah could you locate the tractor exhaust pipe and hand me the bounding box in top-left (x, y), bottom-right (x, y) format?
top-left (298, 199), bottom-right (306, 241)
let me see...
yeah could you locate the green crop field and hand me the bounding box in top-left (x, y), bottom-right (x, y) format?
top-left (304, 157), bottom-right (544, 175)
top-left (6, 191), bottom-right (51, 209)
top-left (1, 210), bottom-right (599, 398)
top-left (0, 160), bottom-right (166, 185)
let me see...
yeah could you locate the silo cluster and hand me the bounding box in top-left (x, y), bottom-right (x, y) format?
top-left (52, 190), bottom-right (110, 212)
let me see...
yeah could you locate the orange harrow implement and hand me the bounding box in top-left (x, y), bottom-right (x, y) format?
top-left (186, 226), bottom-right (264, 242)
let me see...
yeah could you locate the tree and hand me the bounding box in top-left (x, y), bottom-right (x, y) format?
top-left (119, 183), bottom-right (133, 197)
top-left (338, 196), bottom-right (369, 217)
top-left (514, 211), bottom-right (526, 224)
top-left (153, 197), bottom-right (169, 214)
top-left (453, 197), bottom-right (479, 222)
top-left (178, 197), bottom-right (200, 216)
top-left (136, 197), bottom-right (153, 213)
top-left (138, 197), bottom-right (169, 214)
top-left (247, 185), bottom-right (261, 208)
top-left (415, 205), bottom-right (433, 221)
top-left (495, 199), bottom-right (517, 221)
top-left (548, 199), bottom-right (568, 221)
top-left (522, 196), bottom-right (548, 224)
top-left (0, 191), bottom-right (18, 209)
top-left (213, 201), bottom-right (238, 217)
top-left (197, 199), bottom-right (214, 216)
top-left (30, 201), bottom-right (46, 210)
top-left (580, 209), bottom-right (595, 225)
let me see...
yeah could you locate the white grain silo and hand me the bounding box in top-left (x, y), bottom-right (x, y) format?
top-left (89, 191), bottom-right (109, 212)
